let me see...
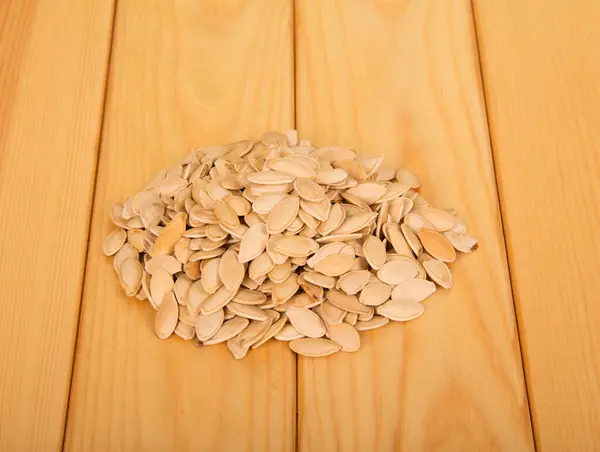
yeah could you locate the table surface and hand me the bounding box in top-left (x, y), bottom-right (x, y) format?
top-left (1, 1), bottom-right (599, 451)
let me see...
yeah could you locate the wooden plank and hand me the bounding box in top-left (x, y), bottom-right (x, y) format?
top-left (294, 1), bottom-right (534, 450)
top-left (64, 1), bottom-right (295, 450)
top-left (0, 1), bottom-right (115, 450)
top-left (473, 1), bottom-right (600, 450)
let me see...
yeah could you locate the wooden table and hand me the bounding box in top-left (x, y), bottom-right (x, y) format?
top-left (1, 1), bottom-right (599, 451)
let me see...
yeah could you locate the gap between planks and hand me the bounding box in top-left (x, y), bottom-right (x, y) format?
top-left (468, 0), bottom-right (538, 448)
top-left (60, 0), bottom-right (120, 448)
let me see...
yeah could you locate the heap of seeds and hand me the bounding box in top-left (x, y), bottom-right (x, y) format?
top-left (104, 130), bottom-right (477, 358)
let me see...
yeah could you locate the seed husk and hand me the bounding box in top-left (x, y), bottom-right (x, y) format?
top-left (119, 258), bottom-right (143, 296)
top-left (417, 229), bottom-right (457, 262)
top-left (362, 235), bottom-right (386, 270)
top-left (214, 199), bottom-right (240, 228)
top-left (314, 254), bottom-right (354, 277)
top-left (286, 307), bottom-right (326, 338)
top-left (154, 292), bottom-right (179, 339)
top-left (233, 288), bottom-right (267, 305)
top-left (289, 338), bottom-right (341, 357)
top-left (113, 243), bottom-right (138, 274)
top-left (269, 261), bottom-right (292, 283)
top-left (359, 281), bottom-right (393, 306)
top-left (145, 254), bottom-right (182, 275)
top-left (319, 203), bottom-right (346, 236)
top-left (267, 195), bottom-right (300, 234)
top-left (345, 182), bottom-right (386, 205)
top-left (355, 316), bottom-right (389, 331)
top-left (201, 257), bottom-right (222, 294)
top-left (219, 249), bottom-right (245, 290)
top-left (337, 270), bottom-right (371, 295)
top-left (420, 254), bottom-right (453, 289)
top-left (149, 212), bottom-right (187, 256)
top-left (252, 316), bottom-right (288, 349)
top-left (149, 268), bottom-right (174, 307)
top-left (238, 223), bottom-right (268, 263)
top-left (195, 308), bottom-right (225, 341)
top-left (271, 273), bottom-right (300, 305)
top-left (253, 194), bottom-right (287, 214)
top-left (201, 285), bottom-right (238, 315)
top-left (444, 231), bottom-right (478, 253)
top-left (174, 322), bottom-right (196, 340)
top-left (173, 274), bottom-right (192, 305)
top-left (419, 208), bottom-right (456, 231)
top-left (103, 228), bottom-right (127, 256)
top-left (246, 171), bottom-right (295, 185)
top-left (327, 323), bottom-right (360, 352)
top-left (274, 236), bottom-right (319, 257)
top-left (276, 292), bottom-right (322, 312)
top-left (333, 212), bottom-right (378, 235)
top-left (275, 324), bottom-right (305, 341)
top-left (227, 301), bottom-right (269, 321)
top-left (391, 278), bottom-right (436, 302)
top-left (315, 301), bottom-right (346, 325)
top-left (327, 289), bottom-right (370, 315)
top-left (377, 258), bottom-right (420, 285)
top-left (294, 178), bottom-right (325, 202)
top-left (377, 299), bottom-right (425, 321)
top-left (302, 271), bottom-right (337, 289)
top-left (203, 317), bottom-right (249, 345)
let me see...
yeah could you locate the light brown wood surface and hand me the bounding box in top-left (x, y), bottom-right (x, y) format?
top-left (474, 1), bottom-right (600, 450)
top-left (295, 1), bottom-right (534, 450)
top-left (3, 0), bottom-right (600, 450)
top-left (0, 0), bottom-right (115, 450)
top-left (63, 1), bottom-right (296, 451)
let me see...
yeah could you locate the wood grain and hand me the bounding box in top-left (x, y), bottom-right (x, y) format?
top-left (0, 0), bottom-right (115, 450)
top-left (473, 1), bottom-right (600, 450)
top-left (64, 1), bottom-right (295, 451)
top-left (295, 1), bottom-right (534, 450)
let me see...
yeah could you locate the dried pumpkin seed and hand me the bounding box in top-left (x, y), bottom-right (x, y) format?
top-left (289, 338), bottom-right (341, 357)
top-left (154, 292), bottom-right (179, 339)
top-left (104, 130), bottom-right (477, 359)
top-left (103, 228), bottom-right (127, 256)
top-left (327, 323), bottom-right (360, 352)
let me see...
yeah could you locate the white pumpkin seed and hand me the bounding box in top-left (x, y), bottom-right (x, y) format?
top-left (154, 292), bottom-right (179, 339)
top-left (377, 299), bottom-right (425, 321)
top-left (103, 228), bottom-right (127, 256)
top-left (327, 323), bottom-right (360, 352)
top-left (289, 338), bottom-right (341, 357)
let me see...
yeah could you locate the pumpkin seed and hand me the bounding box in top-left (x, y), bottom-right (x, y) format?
top-left (203, 317), bottom-right (249, 345)
top-left (355, 316), bottom-right (389, 331)
top-left (219, 249), bottom-right (245, 290)
top-left (289, 338), bottom-right (341, 357)
top-left (327, 323), bottom-right (360, 352)
top-left (274, 324), bottom-right (305, 341)
top-left (444, 231), bottom-right (478, 253)
top-left (377, 299), bottom-right (425, 321)
top-left (154, 292), bottom-right (179, 339)
top-left (103, 228), bottom-right (127, 256)
top-left (238, 223), bottom-right (268, 264)
top-left (377, 258), bottom-right (420, 285)
top-left (267, 195), bottom-right (300, 234)
top-left (119, 258), bottom-right (143, 296)
top-left (314, 254), bottom-right (354, 277)
top-left (362, 235), bottom-right (386, 270)
top-left (195, 308), bottom-right (224, 341)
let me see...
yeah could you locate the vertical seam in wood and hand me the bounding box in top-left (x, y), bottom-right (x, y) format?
top-left (291, 1), bottom-right (299, 451)
top-left (469, 1), bottom-right (538, 449)
top-left (60, 1), bottom-right (120, 449)
top-left (291, 1), bottom-right (299, 450)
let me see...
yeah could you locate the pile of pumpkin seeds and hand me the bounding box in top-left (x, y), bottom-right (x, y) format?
top-left (104, 131), bottom-right (477, 359)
